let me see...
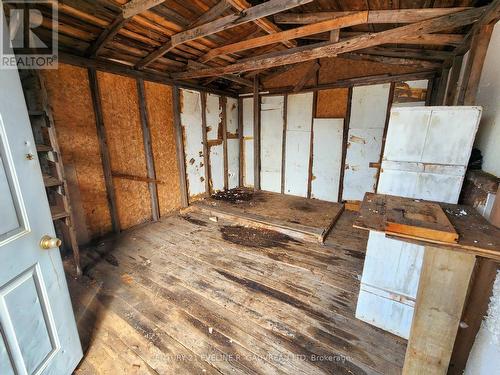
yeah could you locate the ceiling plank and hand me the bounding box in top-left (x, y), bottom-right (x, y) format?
top-left (293, 62), bottom-right (320, 92)
top-left (87, 15), bottom-right (130, 57)
top-left (189, 0), bottom-right (232, 28)
top-left (122, 0), bottom-right (166, 19)
top-left (225, 0), bottom-right (296, 48)
top-left (170, 0), bottom-right (313, 47)
top-left (136, 0), bottom-right (311, 69)
top-left (358, 47), bottom-right (453, 61)
top-left (274, 7), bottom-right (470, 24)
top-left (172, 6), bottom-right (486, 80)
top-left (199, 11), bottom-right (368, 63)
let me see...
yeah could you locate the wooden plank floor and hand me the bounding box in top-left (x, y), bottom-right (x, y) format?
top-left (68, 210), bottom-right (406, 375)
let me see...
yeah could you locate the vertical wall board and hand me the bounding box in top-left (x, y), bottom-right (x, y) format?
top-left (284, 93), bottom-right (314, 197)
top-left (226, 97), bottom-right (239, 189)
top-left (144, 81), bottom-right (181, 216)
top-left (342, 83), bottom-right (391, 201)
top-left (316, 88), bottom-right (349, 118)
top-left (209, 144), bottom-right (224, 191)
top-left (97, 71), bottom-right (151, 229)
top-left (180, 89), bottom-right (206, 198)
top-left (311, 118), bottom-right (344, 202)
top-left (42, 64), bottom-right (112, 240)
top-left (205, 93), bottom-right (222, 141)
top-left (227, 139), bottom-right (239, 189)
top-left (226, 97), bottom-right (239, 134)
top-left (242, 97), bottom-right (254, 187)
top-left (260, 95), bottom-right (284, 193)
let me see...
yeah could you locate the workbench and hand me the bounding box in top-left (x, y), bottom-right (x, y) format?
top-left (354, 192), bottom-right (500, 374)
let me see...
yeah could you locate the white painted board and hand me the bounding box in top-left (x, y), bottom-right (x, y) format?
top-left (357, 106), bottom-right (482, 339)
top-left (180, 89), bottom-right (205, 197)
top-left (209, 144), bottom-right (224, 192)
top-left (342, 83), bottom-right (391, 201)
top-left (206, 93), bottom-right (221, 140)
top-left (226, 97), bottom-right (239, 134)
top-left (242, 97), bottom-right (254, 187)
top-left (227, 139), bottom-right (239, 189)
top-left (284, 92), bottom-right (313, 197)
top-left (260, 95), bottom-right (284, 193)
top-left (311, 118), bottom-right (344, 202)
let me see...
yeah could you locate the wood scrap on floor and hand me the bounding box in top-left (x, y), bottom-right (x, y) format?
top-left (187, 187), bottom-right (344, 243)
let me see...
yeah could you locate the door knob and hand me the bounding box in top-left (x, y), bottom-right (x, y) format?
top-left (40, 235), bottom-right (62, 250)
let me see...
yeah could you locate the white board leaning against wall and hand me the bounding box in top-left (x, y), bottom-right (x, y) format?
top-left (356, 106), bottom-right (482, 339)
top-left (180, 89), bottom-right (205, 198)
top-left (226, 97), bottom-right (239, 189)
top-left (260, 95), bottom-right (285, 193)
top-left (342, 83), bottom-right (391, 201)
top-left (284, 92), bottom-right (314, 197)
top-left (242, 97), bottom-right (254, 188)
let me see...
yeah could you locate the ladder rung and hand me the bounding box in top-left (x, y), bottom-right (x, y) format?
top-left (43, 174), bottom-right (62, 187)
top-left (36, 144), bottom-right (52, 152)
top-left (51, 206), bottom-right (69, 221)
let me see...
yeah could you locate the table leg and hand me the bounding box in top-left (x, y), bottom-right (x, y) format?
top-left (403, 246), bottom-right (476, 374)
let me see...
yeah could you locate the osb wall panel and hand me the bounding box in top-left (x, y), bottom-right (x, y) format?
top-left (318, 57), bottom-right (420, 84)
top-left (316, 88), bottom-right (349, 118)
top-left (42, 63), bottom-right (112, 240)
top-left (97, 71), bottom-right (151, 229)
top-left (144, 81), bottom-right (181, 216)
top-left (263, 61), bottom-right (317, 89)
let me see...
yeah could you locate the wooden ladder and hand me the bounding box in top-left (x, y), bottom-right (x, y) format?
top-left (20, 70), bottom-right (81, 276)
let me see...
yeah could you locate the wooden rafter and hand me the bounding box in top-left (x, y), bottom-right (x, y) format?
top-left (341, 53), bottom-right (442, 70)
top-left (122, 0), bottom-right (166, 19)
top-left (225, 0), bottom-right (296, 48)
top-left (172, 6), bottom-right (486, 80)
top-left (136, 0), bottom-right (312, 69)
top-left (302, 32), bottom-right (465, 46)
top-left (187, 60), bottom-right (253, 88)
top-left (273, 7), bottom-right (471, 24)
top-left (199, 11), bottom-right (368, 63)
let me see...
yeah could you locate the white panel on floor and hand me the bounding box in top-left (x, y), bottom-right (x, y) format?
top-left (227, 139), bottom-right (239, 189)
top-left (206, 93), bottom-right (221, 140)
top-left (342, 83), bottom-right (391, 201)
top-left (260, 95), bottom-right (284, 193)
top-left (357, 106), bottom-right (482, 339)
top-left (180, 89), bottom-right (205, 197)
top-left (311, 118), bottom-right (343, 202)
top-left (284, 92), bottom-right (313, 197)
top-left (242, 97), bottom-right (254, 187)
top-left (209, 144), bottom-right (224, 192)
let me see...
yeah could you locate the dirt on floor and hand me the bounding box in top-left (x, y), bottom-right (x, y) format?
top-left (220, 225), bottom-right (300, 248)
top-left (212, 188), bottom-right (264, 204)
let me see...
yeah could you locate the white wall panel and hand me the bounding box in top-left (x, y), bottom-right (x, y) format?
top-left (206, 93), bottom-right (221, 140)
top-left (260, 96), bottom-right (284, 193)
top-left (311, 118), bottom-right (343, 202)
top-left (242, 97), bottom-right (254, 187)
top-left (226, 97), bottom-right (239, 134)
top-left (227, 139), bottom-right (239, 189)
top-left (209, 144), bottom-right (224, 192)
top-left (284, 93), bottom-right (313, 197)
top-left (180, 89), bottom-right (205, 197)
top-left (342, 84), bottom-right (391, 201)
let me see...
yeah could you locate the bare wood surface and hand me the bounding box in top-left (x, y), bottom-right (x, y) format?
top-left (253, 76), bottom-right (260, 190)
top-left (122, 0), bottom-right (166, 19)
top-left (172, 87), bottom-right (189, 207)
top-left (354, 193), bottom-right (500, 261)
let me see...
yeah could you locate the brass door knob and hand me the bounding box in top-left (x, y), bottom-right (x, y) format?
top-left (40, 235), bottom-right (62, 250)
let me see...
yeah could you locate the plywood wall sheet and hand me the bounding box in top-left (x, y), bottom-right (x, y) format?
top-left (180, 89), bottom-right (206, 198)
top-left (209, 143), bottom-right (224, 192)
top-left (260, 95), bottom-right (284, 193)
top-left (263, 61), bottom-right (317, 89)
top-left (242, 97), bottom-right (254, 187)
top-left (226, 97), bottom-right (239, 134)
top-left (343, 128), bottom-right (384, 201)
top-left (318, 57), bottom-right (419, 84)
top-left (144, 81), bottom-right (180, 216)
top-left (350, 83), bottom-right (391, 129)
top-left (42, 64), bottom-right (111, 239)
top-left (316, 88), bottom-right (349, 118)
top-left (97, 71), bottom-right (151, 229)
top-left (311, 118), bottom-right (344, 202)
top-left (284, 92), bottom-right (314, 197)
top-left (206, 93), bottom-right (222, 140)
top-left (227, 139), bottom-right (239, 189)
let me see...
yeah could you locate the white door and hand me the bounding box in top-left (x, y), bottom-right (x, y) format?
top-left (0, 24), bottom-right (82, 375)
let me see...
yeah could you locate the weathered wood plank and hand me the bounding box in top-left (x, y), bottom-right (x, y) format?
top-left (172, 87), bottom-right (189, 207)
top-left (122, 0), bottom-right (166, 19)
top-left (253, 76), bottom-right (260, 190)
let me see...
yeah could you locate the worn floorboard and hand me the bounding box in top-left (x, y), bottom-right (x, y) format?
top-left (68, 210), bottom-right (406, 375)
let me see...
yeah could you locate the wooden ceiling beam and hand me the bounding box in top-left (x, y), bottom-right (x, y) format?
top-left (172, 6), bottom-right (486, 80)
top-left (225, 0), bottom-right (296, 48)
top-left (135, 0), bottom-right (311, 69)
top-left (301, 32), bottom-right (465, 46)
top-left (187, 60), bottom-right (253, 88)
top-left (199, 11), bottom-right (368, 63)
top-left (341, 53), bottom-right (443, 70)
top-left (122, 0), bottom-right (166, 19)
top-left (358, 47), bottom-right (454, 61)
top-left (274, 7), bottom-right (471, 24)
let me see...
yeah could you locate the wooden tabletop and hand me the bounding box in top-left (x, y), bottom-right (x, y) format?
top-left (354, 193), bottom-right (500, 261)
